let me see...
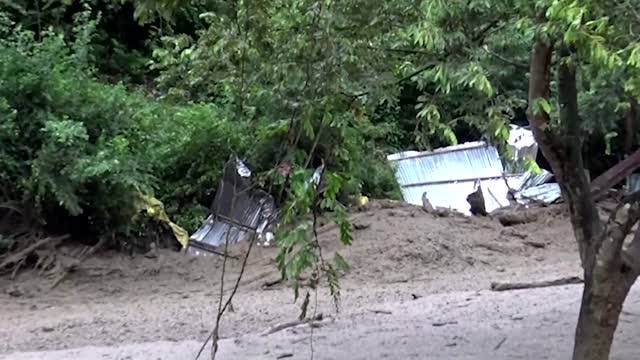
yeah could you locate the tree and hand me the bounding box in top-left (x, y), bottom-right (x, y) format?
top-left (144, 0), bottom-right (640, 357)
top-left (528, 2), bottom-right (640, 358)
top-left (403, 1), bottom-right (640, 359)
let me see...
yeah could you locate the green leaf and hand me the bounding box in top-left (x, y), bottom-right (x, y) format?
top-left (533, 98), bottom-right (552, 115)
top-left (442, 127), bottom-right (458, 145)
top-left (334, 252), bottom-right (351, 273)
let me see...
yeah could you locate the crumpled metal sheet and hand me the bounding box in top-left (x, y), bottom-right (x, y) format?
top-left (188, 156), bottom-right (277, 252)
top-left (516, 183), bottom-right (562, 205)
top-left (388, 142), bottom-right (514, 214)
top-left (387, 126), bottom-right (558, 214)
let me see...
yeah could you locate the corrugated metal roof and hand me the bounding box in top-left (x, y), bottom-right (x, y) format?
top-left (389, 141), bottom-right (512, 214)
top-left (387, 126), bottom-right (557, 214)
top-left (516, 183), bottom-right (562, 204)
top-left (513, 170), bottom-right (554, 192)
top-left (390, 143), bottom-right (503, 188)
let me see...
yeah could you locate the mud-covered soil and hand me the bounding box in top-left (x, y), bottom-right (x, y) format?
top-left (3, 200), bottom-right (637, 359)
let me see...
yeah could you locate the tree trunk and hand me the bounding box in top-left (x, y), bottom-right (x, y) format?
top-left (572, 273), bottom-right (633, 360)
top-left (527, 36), bottom-right (640, 360)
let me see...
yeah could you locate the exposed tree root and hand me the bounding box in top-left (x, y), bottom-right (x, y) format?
top-left (48, 235), bottom-right (110, 290)
top-left (0, 235), bottom-right (68, 272)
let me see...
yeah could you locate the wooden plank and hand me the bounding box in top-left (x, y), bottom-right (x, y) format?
top-left (590, 148), bottom-right (640, 199)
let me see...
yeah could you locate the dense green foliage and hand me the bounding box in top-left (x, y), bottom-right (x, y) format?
top-left (0, 3), bottom-right (401, 245)
top-left (1, 0), bottom-right (639, 280)
top-left (3, 1), bottom-right (640, 356)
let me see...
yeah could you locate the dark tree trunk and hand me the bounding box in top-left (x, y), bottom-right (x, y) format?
top-left (572, 269), bottom-right (635, 360)
top-left (527, 37), bottom-right (640, 360)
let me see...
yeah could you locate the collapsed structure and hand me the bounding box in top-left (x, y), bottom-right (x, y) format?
top-left (387, 125), bottom-right (561, 215)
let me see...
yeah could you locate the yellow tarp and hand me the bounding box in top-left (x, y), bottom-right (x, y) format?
top-left (135, 193), bottom-right (189, 248)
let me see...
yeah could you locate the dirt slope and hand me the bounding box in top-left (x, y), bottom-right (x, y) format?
top-left (0, 200), bottom-right (583, 356)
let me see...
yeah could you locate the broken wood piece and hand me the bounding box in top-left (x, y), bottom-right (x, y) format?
top-left (262, 278), bottom-right (282, 289)
top-left (591, 148), bottom-right (640, 200)
top-left (490, 276), bottom-right (583, 291)
top-left (368, 309), bottom-right (392, 315)
top-left (421, 192), bottom-right (455, 217)
top-left (432, 321), bottom-right (458, 327)
top-left (467, 184), bottom-right (488, 216)
top-left (524, 240), bottom-right (546, 249)
top-left (276, 354), bottom-right (294, 359)
top-left (475, 243), bottom-right (508, 254)
top-left (422, 192), bottom-right (435, 213)
top-left (494, 337), bottom-right (507, 351)
top-left (261, 313), bottom-right (325, 336)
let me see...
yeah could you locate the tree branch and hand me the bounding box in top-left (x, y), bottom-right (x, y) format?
top-left (622, 225), bottom-right (640, 276)
top-left (481, 46), bottom-right (528, 70)
top-left (365, 46), bottom-right (431, 55)
top-left (600, 202), bottom-right (640, 269)
top-left (344, 19), bottom-right (504, 99)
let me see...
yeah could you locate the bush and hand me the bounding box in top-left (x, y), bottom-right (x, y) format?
top-left (0, 8), bottom-right (402, 246)
top-left (0, 22), bottom-right (156, 238)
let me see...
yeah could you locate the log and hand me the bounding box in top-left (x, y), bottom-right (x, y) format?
top-left (490, 276), bottom-right (583, 291)
top-left (591, 148), bottom-right (640, 200)
top-left (261, 313), bottom-right (325, 336)
top-left (495, 210), bottom-right (540, 226)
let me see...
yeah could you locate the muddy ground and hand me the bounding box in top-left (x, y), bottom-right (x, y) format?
top-left (1, 201), bottom-right (639, 359)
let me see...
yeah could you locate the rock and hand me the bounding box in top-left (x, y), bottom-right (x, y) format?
top-left (500, 228), bottom-right (528, 239)
top-left (41, 326), bottom-right (55, 333)
top-left (353, 222), bottom-right (371, 230)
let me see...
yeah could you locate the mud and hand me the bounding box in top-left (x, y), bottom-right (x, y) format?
top-left (3, 201), bottom-right (634, 359)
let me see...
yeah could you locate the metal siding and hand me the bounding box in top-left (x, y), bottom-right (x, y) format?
top-left (391, 143), bottom-right (504, 187)
top-left (388, 134), bottom-right (556, 214)
top-left (517, 183), bottom-right (562, 204)
top-left (189, 157), bottom-right (277, 250)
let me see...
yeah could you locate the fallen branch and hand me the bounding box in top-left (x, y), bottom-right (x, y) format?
top-left (262, 278), bottom-right (282, 289)
top-left (262, 313), bottom-right (325, 336)
top-left (475, 243), bottom-right (508, 254)
top-left (523, 240), bottom-right (546, 249)
top-left (494, 337), bottom-right (507, 350)
top-left (490, 276), bottom-right (583, 291)
top-left (368, 309), bottom-right (392, 315)
top-left (432, 320), bottom-right (458, 327)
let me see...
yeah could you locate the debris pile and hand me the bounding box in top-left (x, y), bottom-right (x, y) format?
top-left (387, 125), bottom-right (640, 218)
top-left (387, 125), bottom-right (558, 215)
top-left (186, 156), bottom-right (277, 256)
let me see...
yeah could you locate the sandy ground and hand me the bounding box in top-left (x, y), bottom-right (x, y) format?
top-left (1, 201), bottom-right (638, 359)
top-left (5, 284), bottom-right (640, 360)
